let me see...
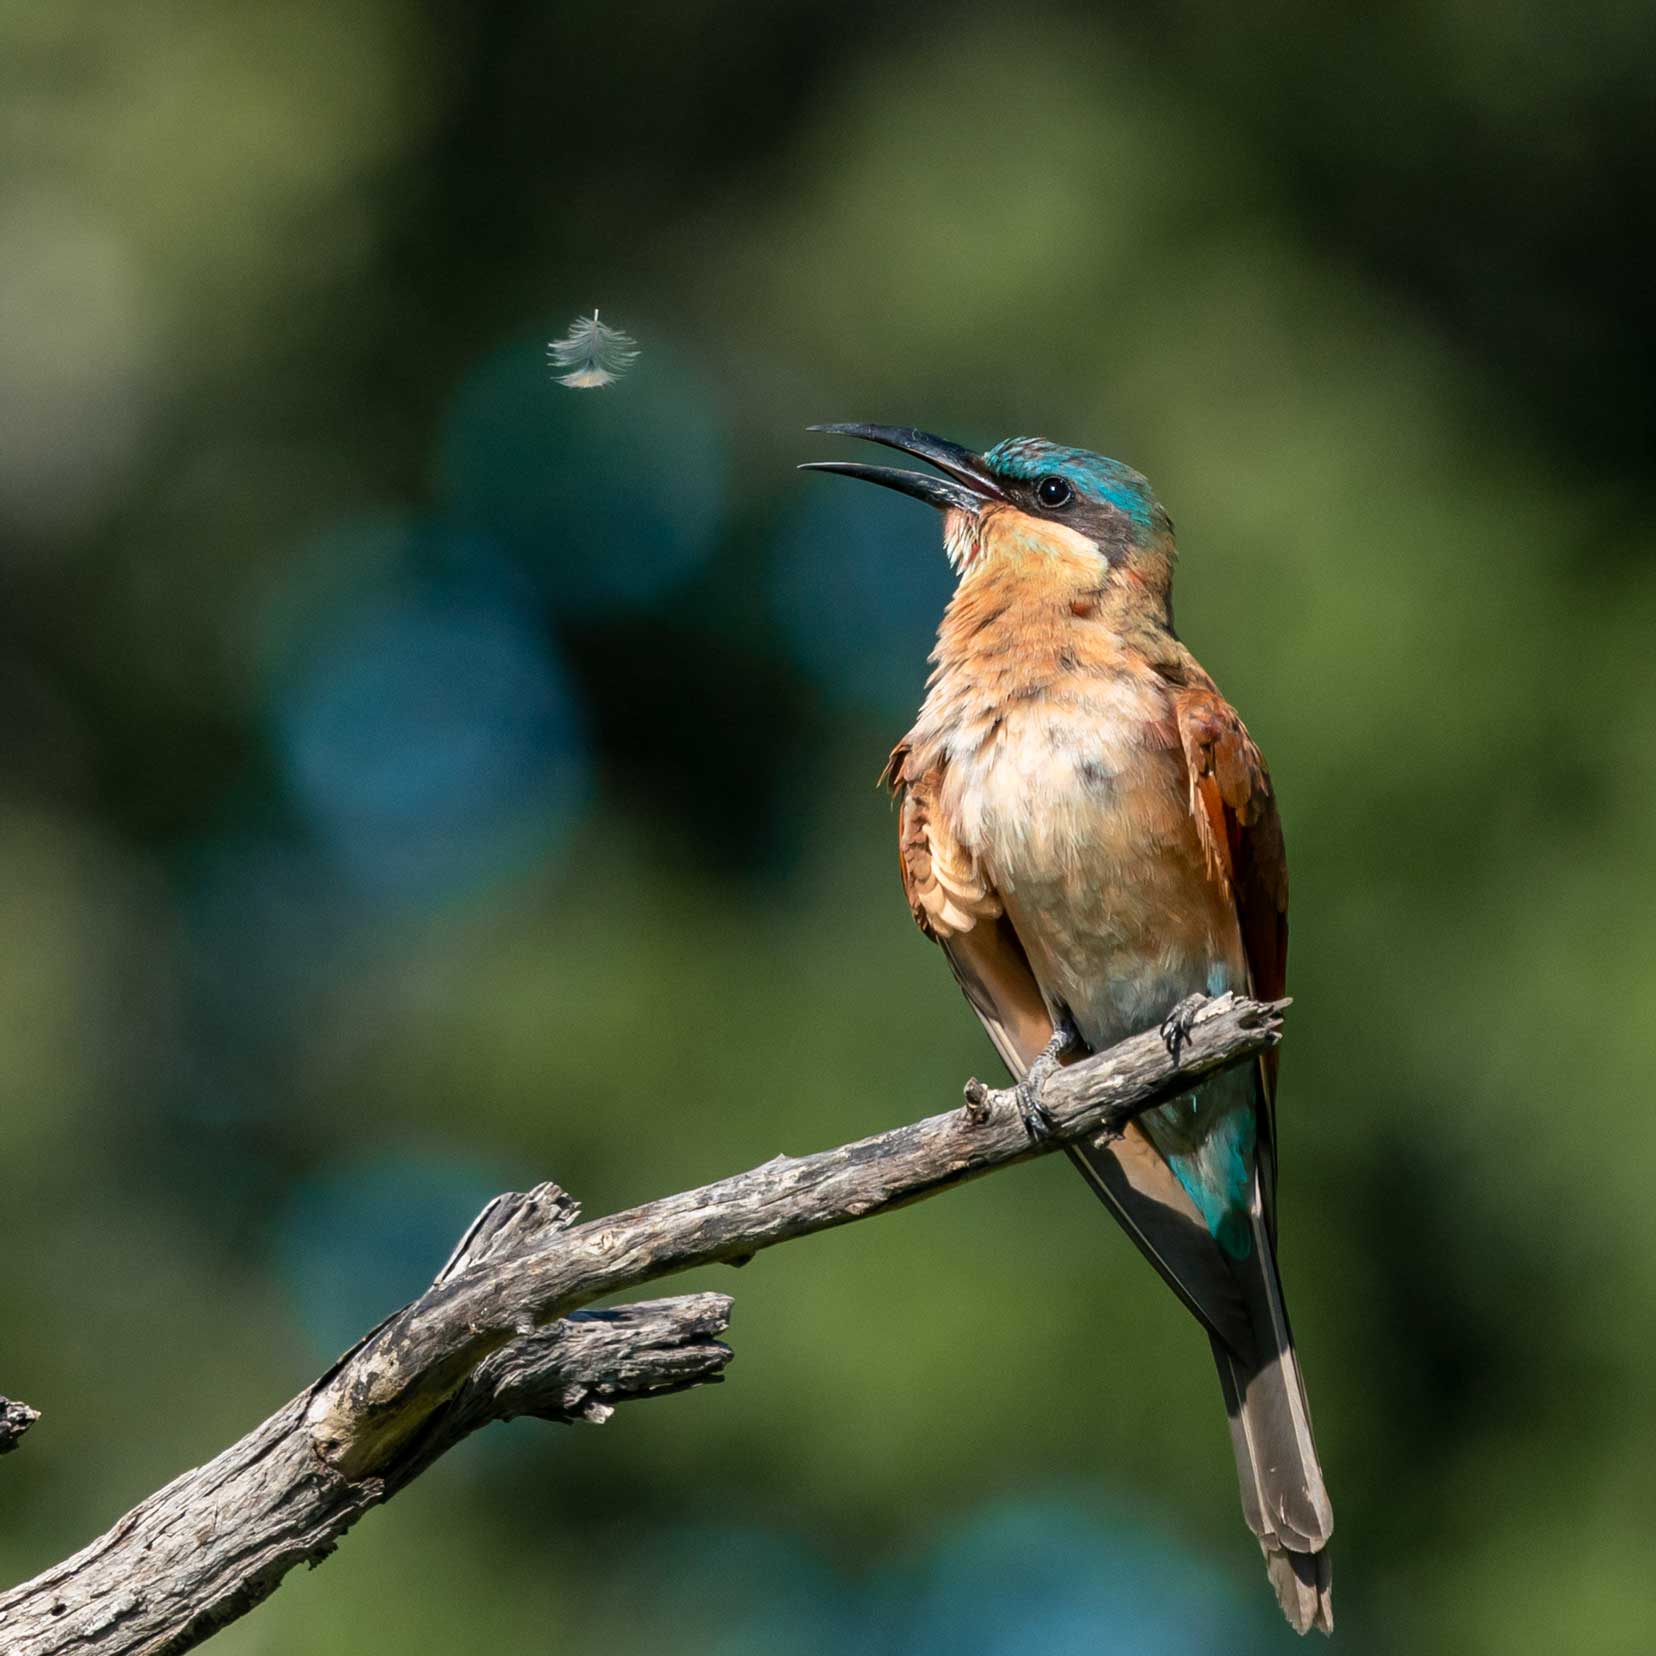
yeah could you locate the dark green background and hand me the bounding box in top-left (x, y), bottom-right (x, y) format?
top-left (2, 3), bottom-right (1651, 1651)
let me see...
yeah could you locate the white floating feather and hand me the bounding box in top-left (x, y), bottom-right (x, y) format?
top-left (547, 309), bottom-right (640, 389)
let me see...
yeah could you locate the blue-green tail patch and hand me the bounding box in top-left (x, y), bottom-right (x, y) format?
top-left (1162, 1100), bottom-right (1257, 1260)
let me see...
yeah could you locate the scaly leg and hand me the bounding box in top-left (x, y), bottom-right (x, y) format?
top-left (960, 1017), bottom-right (1084, 1140)
top-left (1014, 1018), bottom-right (1082, 1141)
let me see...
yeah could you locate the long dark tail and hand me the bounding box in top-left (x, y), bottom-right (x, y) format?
top-left (1212, 1206), bottom-right (1334, 1635)
top-left (1067, 1133), bottom-right (1333, 1633)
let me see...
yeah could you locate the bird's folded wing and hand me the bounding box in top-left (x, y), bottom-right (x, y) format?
top-left (885, 741), bottom-right (1253, 1357)
top-left (1172, 687), bottom-right (1287, 1006)
top-left (1173, 685), bottom-right (1289, 1221)
top-left (889, 745), bottom-right (1052, 1073)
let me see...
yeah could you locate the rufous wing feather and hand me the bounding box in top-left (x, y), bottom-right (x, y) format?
top-left (1173, 685), bottom-right (1288, 1191)
top-left (1172, 687), bottom-right (1286, 983)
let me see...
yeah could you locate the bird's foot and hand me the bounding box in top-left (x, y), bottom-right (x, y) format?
top-left (1015, 1023), bottom-right (1076, 1141)
top-left (1159, 994), bottom-right (1208, 1065)
top-left (962, 1022), bottom-right (1078, 1140)
top-left (1013, 1081), bottom-right (1057, 1141)
top-left (960, 1077), bottom-right (1059, 1138)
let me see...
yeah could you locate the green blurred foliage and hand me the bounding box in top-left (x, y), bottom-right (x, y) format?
top-left (2, 1), bottom-right (1653, 1652)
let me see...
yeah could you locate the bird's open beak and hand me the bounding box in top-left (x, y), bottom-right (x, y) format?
top-left (798, 423), bottom-right (1006, 513)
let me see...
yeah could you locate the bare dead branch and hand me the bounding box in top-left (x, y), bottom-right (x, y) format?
top-left (0, 991), bottom-right (1284, 1656)
top-left (0, 1398), bottom-right (39, 1455)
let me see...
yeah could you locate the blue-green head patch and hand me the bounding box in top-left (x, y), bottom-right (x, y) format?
top-left (983, 437), bottom-right (1165, 541)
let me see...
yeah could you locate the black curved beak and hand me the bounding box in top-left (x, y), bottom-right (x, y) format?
top-left (798, 423), bottom-right (1006, 513)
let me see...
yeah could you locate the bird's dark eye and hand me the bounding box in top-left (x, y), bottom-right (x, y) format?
top-left (1036, 476), bottom-right (1073, 508)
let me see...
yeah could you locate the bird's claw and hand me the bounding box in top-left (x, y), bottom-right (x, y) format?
top-left (960, 1075), bottom-right (1059, 1140)
top-left (1014, 1080), bottom-right (1058, 1141)
top-left (962, 1022), bottom-right (1078, 1142)
top-left (1159, 994), bottom-right (1207, 1064)
top-left (1016, 1022), bottom-right (1077, 1141)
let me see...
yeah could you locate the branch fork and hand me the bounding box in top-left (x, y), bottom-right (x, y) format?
top-left (1, 992), bottom-right (1285, 1656)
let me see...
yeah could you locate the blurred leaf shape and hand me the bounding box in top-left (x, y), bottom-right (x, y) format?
top-left (271, 553), bottom-right (589, 901)
top-left (0, 192), bottom-right (163, 547)
top-left (896, 1498), bottom-right (1268, 1656)
top-left (597, 1496), bottom-right (1265, 1656)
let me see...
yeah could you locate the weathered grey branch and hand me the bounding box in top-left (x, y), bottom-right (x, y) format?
top-left (0, 991), bottom-right (1284, 1656)
top-left (0, 1397), bottom-right (39, 1454)
top-left (0, 1191), bottom-right (734, 1656)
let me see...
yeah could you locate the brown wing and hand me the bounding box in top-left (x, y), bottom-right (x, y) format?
top-left (885, 739), bottom-right (1255, 1356)
top-left (1173, 686), bottom-right (1289, 1211)
top-left (886, 741), bottom-right (1054, 1076)
top-left (1174, 689), bottom-right (1287, 1002)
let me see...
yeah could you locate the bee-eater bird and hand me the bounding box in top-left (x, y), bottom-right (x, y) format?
top-left (802, 424), bottom-right (1334, 1634)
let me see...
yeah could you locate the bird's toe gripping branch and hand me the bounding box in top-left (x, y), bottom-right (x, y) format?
top-left (1158, 994), bottom-right (1208, 1066)
top-left (961, 1023), bottom-right (1076, 1142)
top-left (1012, 1079), bottom-right (1058, 1141)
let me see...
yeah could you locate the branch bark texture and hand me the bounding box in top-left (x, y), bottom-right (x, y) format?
top-left (0, 1398), bottom-right (39, 1455)
top-left (0, 992), bottom-right (1284, 1656)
